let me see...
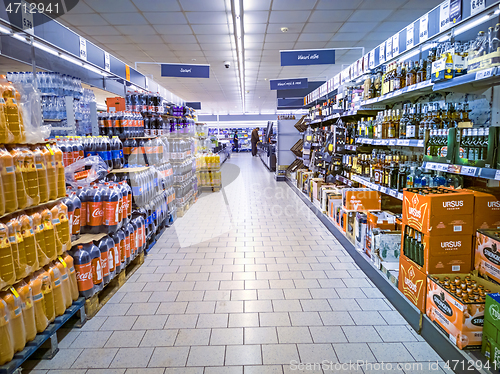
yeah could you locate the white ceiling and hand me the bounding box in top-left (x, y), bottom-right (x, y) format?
top-left (57, 0), bottom-right (442, 114)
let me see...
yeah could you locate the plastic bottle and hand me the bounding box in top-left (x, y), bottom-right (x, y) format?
top-left (117, 229), bottom-right (126, 267)
top-left (64, 194), bottom-right (75, 238)
top-left (86, 242), bottom-right (103, 293)
top-left (31, 211), bottom-right (48, 267)
top-left (50, 205), bottom-right (63, 256)
top-left (2, 76), bottom-right (25, 143)
top-left (102, 185), bottom-right (120, 234)
top-left (54, 259), bottom-right (72, 309)
top-left (97, 237), bottom-right (110, 285)
top-left (62, 252), bottom-right (79, 301)
top-left (0, 222), bottom-right (15, 289)
top-left (103, 235), bottom-right (116, 280)
top-left (41, 208), bottom-right (57, 261)
top-left (76, 186), bottom-right (87, 233)
top-left (7, 146), bottom-right (27, 210)
top-left (111, 136), bottom-right (124, 170)
top-left (33, 145), bottom-right (49, 204)
top-left (18, 214), bottom-right (38, 271)
top-left (87, 185), bottom-right (103, 234)
top-left (41, 144), bottom-right (58, 201)
top-left (56, 201), bottom-right (71, 250)
top-left (70, 192), bottom-right (81, 238)
top-left (27, 273), bottom-right (47, 333)
top-left (15, 280), bottom-right (36, 343)
top-left (50, 142), bottom-right (66, 198)
top-left (72, 245), bottom-right (93, 298)
top-left (1, 290), bottom-right (25, 353)
top-left (38, 269), bottom-right (55, 323)
top-left (110, 232), bottom-right (121, 274)
top-left (46, 262), bottom-right (65, 317)
top-left (5, 217), bottom-right (27, 280)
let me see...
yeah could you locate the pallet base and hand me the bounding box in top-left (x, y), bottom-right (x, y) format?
top-left (85, 252), bottom-right (145, 319)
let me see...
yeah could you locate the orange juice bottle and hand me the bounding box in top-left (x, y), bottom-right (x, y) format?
top-left (8, 146), bottom-right (28, 209)
top-left (0, 147), bottom-right (18, 213)
top-left (55, 258), bottom-right (71, 308)
top-left (2, 76), bottom-right (25, 143)
top-left (50, 205), bottom-right (63, 256)
top-left (50, 142), bottom-right (65, 198)
top-left (5, 217), bottom-right (27, 280)
top-left (31, 211), bottom-right (48, 267)
top-left (42, 144), bottom-right (57, 201)
top-left (39, 269), bottom-right (54, 323)
top-left (0, 223), bottom-right (15, 289)
top-left (15, 280), bottom-right (36, 343)
top-left (18, 214), bottom-right (38, 273)
top-left (28, 272), bottom-right (48, 333)
top-left (21, 146), bottom-right (40, 206)
top-left (46, 262), bottom-right (66, 316)
top-left (56, 202), bottom-right (70, 250)
top-left (33, 145), bottom-right (49, 203)
top-left (0, 172), bottom-right (5, 217)
top-left (41, 208), bottom-right (56, 261)
top-left (62, 252), bottom-right (78, 301)
top-left (0, 298), bottom-right (14, 365)
top-left (2, 290), bottom-right (25, 353)
top-left (0, 82), bottom-right (9, 144)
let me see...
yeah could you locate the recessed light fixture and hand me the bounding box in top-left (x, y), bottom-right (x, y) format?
top-left (281, 27), bottom-right (288, 33)
top-left (192, 58), bottom-right (196, 61)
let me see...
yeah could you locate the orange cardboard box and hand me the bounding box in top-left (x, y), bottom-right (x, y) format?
top-left (365, 211), bottom-right (398, 258)
top-left (342, 189), bottom-right (381, 212)
top-left (399, 255), bottom-right (427, 313)
top-left (106, 97), bottom-right (126, 112)
top-left (426, 273), bottom-right (500, 349)
top-left (475, 230), bottom-right (500, 284)
top-left (464, 189), bottom-right (500, 230)
top-left (402, 188), bottom-right (474, 235)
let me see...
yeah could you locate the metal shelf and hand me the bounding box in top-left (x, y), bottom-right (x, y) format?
top-left (356, 138), bottom-right (425, 147)
top-left (351, 174), bottom-right (403, 200)
top-left (422, 161), bottom-right (500, 180)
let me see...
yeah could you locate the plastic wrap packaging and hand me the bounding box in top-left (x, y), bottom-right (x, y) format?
top-left (53, 203), bottom-right (71, 253)
top-left (50, 205), bottom-right (63, 256)
top-left (41, 144), bottom-right (58, 201)
top-left (62, 252), bottom-right (79, 301)
top-left (20, 146), bottom-right (40, 206)
top-left (2, 289), bottom-right (26, 353)
top-left (0, 223), bottom-right (16, 290)
top-left (71, 245), bottom-right (94, 299)
top-left (55, 258), bottom-right (72, 308)
top-left (32, 145), bottom-right (50, 204)
top-left (46, 262), bottom-right (66, 317)
top-left (48, 141), bottom-right (66, 198)
top-left (15, 280), bottom-right (36, 343)
top-left (4, 217), bottom-right (29, 281)
top-left (27, 272), bottom-right (48, 333)
top-left (65, 156), bottom-right (109, 188)
top-left (8, 146), bottom-right (33, 210)
top-left (0, 75), bottom-right (25, 144)
top-left (18, 214), bottom-right (39, 272)
top-left (11, 82), bottom-right (48, 144)
top-left (31, 211), bottom-right (49, 268)
top-left (36, 268), bottom-right (55, 323)
top-left (0, 298), bottom-right (14, 365)
top-left (41, 208), bottom-right (57, 262)
top-left (0, 147), bottom-right (17, 213)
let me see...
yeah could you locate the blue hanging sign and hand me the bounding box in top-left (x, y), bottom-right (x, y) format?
top-left (161, 63), bottom-right (210, 78)
top-left (280, 49), bottom-right (335, 66)
top-left (270, 78), bottom-right (308, 90)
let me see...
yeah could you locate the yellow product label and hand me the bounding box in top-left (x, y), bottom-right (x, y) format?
top-left (10, 287), bottom-right (19, 299)
top-left (15, 233), bottom-right (22, 243)
top-left (58, 256), bottom-right (67, 268)
top-left (328, 144), bottom-right (333, 152)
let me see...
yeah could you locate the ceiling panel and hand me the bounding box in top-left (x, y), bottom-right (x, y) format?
top-left (161, 35), bottom-right (197, 44)
top-left (264, 33), bottom-right (300, 43)
top-left (244, 11), bottom-right (269, 24)
top-left (191, 24), bottom-right (231, 34)
top-left (58, 13), bottom-right (108, 26)
top-left (269, 11), bottom-right (312, 23)
top-left (77, 26), bottom-right (121, 36)
top-left (101, 12), bottom-right (147, 25)
top-left (244, 23), bottom-right (268, 34)
top-left (115, 25), bottom-right (157, 35)
top-left (142, 12), bottom-right (189, 25)
top-left (132, 0), bottom-right (182, 12)
top-left (309, 10), bottom-right (353, 23)
top-left (302, 22), bottom-right (342, 33)
top-left (178, 0), bottom-right (227, 11)
top-left (153, 25), bottom-right (193, 35)
top-left (185, 12), bottom-right (229, 24)
top-left (297, 33), bottom-right (334, 42)
top-left (85, 0), bottom-right (137, 12)
top-left (337, 22), bottom-right (378, 33)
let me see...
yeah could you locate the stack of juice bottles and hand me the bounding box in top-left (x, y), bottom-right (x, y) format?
top-left (196, 153), bottom-right (221, 188)
top-left (197, 153), bottom-right (220, 170)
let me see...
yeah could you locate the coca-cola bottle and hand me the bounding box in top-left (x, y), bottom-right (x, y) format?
top-left (85, 242), bottom-right (103, 293)
top-left (72, 245), bottom-right (94, 298)
top-left (102, 184), bottom-right (120, 234)
top-left (97, 237), bottom-right (110, 285)
top-left (70, 191), bottom-right (81, 238)
top-left (87, 185), bottom-right (103, 234)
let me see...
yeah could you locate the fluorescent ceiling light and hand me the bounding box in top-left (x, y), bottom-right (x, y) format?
top-left (0, 25), bottom-right (11, 34)
top-left (455, 15), bottom-right (490, 36)
top-left (33, 40), bottom-right (59, 56)
top-left (11, 33), bottom-right (27, 42)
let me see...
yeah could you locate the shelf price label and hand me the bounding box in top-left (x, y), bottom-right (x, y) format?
top-left (21, 0), bottom-right (34, 35)
top-left (447, 164), bottom-right (461, 173)
top-left (389, 139), bottom-right (396, 146)
top-left (471, 0), bottom-right (485, 16)
top-left (79, 37), bottom-right (87, 61)
top-left (419, 13), bottom-right (429, 42)
top-left (392, 33), bottom-right (400, 56)
top-left (379, 43), bottom-right (386, 64)
top-left (476, 68), bottom-right (494, 80)
top-left (495, 170), bottom-right (500, 180)
top-left (397, 193), bottom-right (404, 200)
top-left (407, 84), bottom-right (418, 91)
top-left (461, 166), bottom-right (477, 176)
top-left (406, 24), bottom-right (415, 49)
top-left (389, 190), bottom-right (398, 198)
top-left (399, 139), bottom-right (410, 146)
top-left (369, 50), bottom-right (375, 69)
top-left (104, 52), bottom-right (110, 72)
top-left (440, 0), bottom-right (451, 32)
top-left (417, 140), bottom-right (424, 147)
top-left (363, 53), bottom-right (369, 73)
top-left (386, 38), bottom-right (393, 60)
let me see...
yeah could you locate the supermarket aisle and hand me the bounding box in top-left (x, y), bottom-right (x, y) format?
top-left (26, 153), bottom-right (448, 374)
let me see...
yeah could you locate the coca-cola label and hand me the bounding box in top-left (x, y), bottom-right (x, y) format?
top-left (91, 257), bottom-right (103, 284)
top-left (80, 202), bottom-right (87, 227)
top-left (103, 201), bottom-right (119, 226)
top-left (73, 208), bottom-right (81, 235)
top-left (101, 251), bottom-right (109, 277)
top-left (108, 249), bottom-right (114, 272)
top-left (125, 237), bottom-right (131, 258)
top-left (114, 245), bottom-right (120, 269)
top-left (75, 262), bottom-right (93, 291)
top-left (120, 240), bottom-right (126, 262)
top-left (130, 231), bottom-right (136, 254)
top-left (88, 202), bottom-right (103, 227)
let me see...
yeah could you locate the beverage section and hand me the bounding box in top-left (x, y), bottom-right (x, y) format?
top-left (286, 0), bottom-right (500, 370)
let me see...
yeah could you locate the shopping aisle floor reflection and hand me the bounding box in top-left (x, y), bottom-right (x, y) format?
top-left (24, 153), bottom-right (451, 374)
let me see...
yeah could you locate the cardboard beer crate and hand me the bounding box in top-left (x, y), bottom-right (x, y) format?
top-left (423, 128), bottom-right (457, 165)
top-left (371, 230), bottom-right (401, 268)
top-left (426, 273), bottom-right (500, 349)
top-left (342, 188), bottom-right (381, 212)
top-left (402, 188), bottom-right (474, 236)
top-left (465, 188), bottom-right (500, 231)
top-left (482, 293), bottom-right (500, 369)
top-left (468, 51), bottom-right (500, 73)
top-left (475, 230), bottom-right (500, 284)
top-left (366, 211), bottom-right (398, 258)
top-left (398, 255), bottom-right (427, 313)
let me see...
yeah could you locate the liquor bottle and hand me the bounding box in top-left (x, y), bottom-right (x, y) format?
top-left (406, 61), bottom-right (416, 87)
top-left (426, 47), bottom-right (436, 81)
top-left (491, 23), bottom-right (500, 53)
top-left (459, 129), bottom-right (468, 159)
top-left (418, 105), bottom-right (428, 140)
top-left (393, 64), bottom-right (401, 91)
top-left (406, 105), bottom-right (416, 139)
top-left (367, 117), bottom-right (374, 139)
top-left (417, 231), bottom-right (424, 266)
top-left (376, 112), bottom-right (383, 139)
top-left (480, 127), bottom-right (489, 160)
top-left (426, 130), bottom-right (435, 156)
top-left (416, 59), bottom-right (426, 83)
top-left (406, 165), bottom-right (416, 188)
top-left (400, 63), bottom-right (407, 90)
top-left (399, 105), bottom-right (407, 139)
top-left (433, 171), bottom-right (446, 187)
top-left (469, 128), bottom-right (479, 162)
top-left (444, 52), bottom-right (454, 80)
top-left (369, 78), bottom-right (376, 99)
top-left (388, 110), bottom-right (395, 139)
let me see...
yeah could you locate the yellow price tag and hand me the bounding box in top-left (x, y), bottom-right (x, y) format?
top-left (58, 256), bottom-right (67, 268)
top-left (10, 287), bottom-right (19, 299)
top-left (46, 144), bottom-right (54, 155)
top-left (328, 144), bottom-right (333, 152)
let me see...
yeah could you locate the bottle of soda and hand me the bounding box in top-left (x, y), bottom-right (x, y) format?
top-left (144, 116), bottom-right (151, 137)
top-left (86, 242), bottom-right (103, 292)
top-left (109, 232), bottom-right (121, 274)
top-left (64, 194), bottom-right (75, 237)
top-left (127, 221), bottom-right (137, 259)
top-left (102, 185), bottom-right (120, 234)
top-left (104, 235), bottom-right (116, 281)
top-left (70, 191), bottom-right (81, 238)
top-left (111, 136), bottom-right (124, 169)
top-left (117, 228), bottom-right (126, 266)
top-left (87, 185), bottom-right (103, 234)
top-left (76, 186), bottom-right (87, 234)
top-left (72, 245), bottom-right (94, 298)
top-left (97, 237), bottom-right (110, 285)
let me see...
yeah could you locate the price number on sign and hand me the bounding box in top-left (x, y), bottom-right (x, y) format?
top-left (392, 34), bottom-right (399, 56)
top-left (419, 14), bottom-right (429, 42)
top-left (476, 68), bottom-right (494, 80)
top-left (389, 190), bottom-right (397, 198)
top-left (79, 37), bottom-right (87, 61)
top-left (104, 52), bottom-right (110, 72)
top-left (495, 170), bottom-right (500, 181)
top-left (406, 24), bottom-right (414, 49)
top-left (439, 0), bottom-right (451, 32)
top-left (471, 0), bottom-right (485, 16)
top-left (461, 166), bottom-right (477, 176)
top-left (369, 50), bottom-right (375, 69)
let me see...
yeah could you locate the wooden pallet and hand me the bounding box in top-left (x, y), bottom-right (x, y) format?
top-left (85, 252), bottom-right (145, 319)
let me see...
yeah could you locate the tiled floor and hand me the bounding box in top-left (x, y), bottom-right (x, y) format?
top-left (25, 153), bottom-right (451, 374)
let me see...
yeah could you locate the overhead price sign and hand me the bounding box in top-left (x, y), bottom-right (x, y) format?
top-left (161, 63), bottom-right (210, 78)
top-left (419, 13), bottom-right (429, 42)
top-left (280, 49), bottom-right (335, 66)
top-left (270, 77), bottom-right (308, 90)
top-left (450, 0), bottom-right (462, 24)
top-left (406, 24), bottom-right (415, 49)
top-left (439, 0), bottom-right (451, 32)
